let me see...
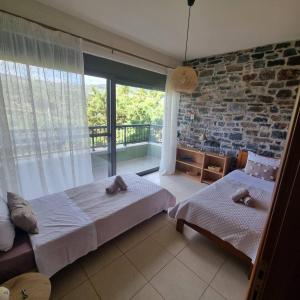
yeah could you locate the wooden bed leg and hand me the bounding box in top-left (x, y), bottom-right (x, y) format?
top-left (176, 219), bottom-right (184, 233)
top-left (248, 264), bottom-right (253, 279)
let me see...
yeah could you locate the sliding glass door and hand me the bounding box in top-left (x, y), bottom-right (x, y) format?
top-left (83, 53), bottom-right (166, 179)
top-left (116, 84), bottom-right (164, 175)
top-left (85, 75), bottom-right (110, 180)
top-left (85, 76), bottom-right (164, 179)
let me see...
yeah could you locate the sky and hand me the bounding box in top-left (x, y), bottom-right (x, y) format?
top-left (84, 75), bottom-right (106, 85)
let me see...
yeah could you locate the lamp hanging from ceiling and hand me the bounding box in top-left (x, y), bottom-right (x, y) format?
top-left (170, 0), bottom-right (198, 94)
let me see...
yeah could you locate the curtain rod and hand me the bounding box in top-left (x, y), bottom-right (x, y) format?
top-left (0, 9), bottom-right (175, 70)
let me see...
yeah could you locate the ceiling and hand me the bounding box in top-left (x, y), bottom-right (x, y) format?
top-left (36, 0), bottom-right (300, 61)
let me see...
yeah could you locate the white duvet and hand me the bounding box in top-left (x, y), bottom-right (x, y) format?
top-left (29, 174), bottom-right (176, 276)
top-left (169, 170), bottom-right (274, 262)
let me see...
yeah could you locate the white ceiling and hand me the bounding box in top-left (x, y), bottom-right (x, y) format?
top-left (36, 0), bottom-right (300, 61)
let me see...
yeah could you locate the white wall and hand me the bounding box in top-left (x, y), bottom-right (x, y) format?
top-left (0, 0), bottom-right (180, 74)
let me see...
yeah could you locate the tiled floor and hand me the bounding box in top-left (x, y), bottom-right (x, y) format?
top-left (144, 171), bottom-right (209, 203)
top-left (50, 172), bottom-right (250, 300)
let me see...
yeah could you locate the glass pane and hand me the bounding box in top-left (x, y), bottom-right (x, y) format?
top-left (85, 75), bottom-right (109, 180)
top-left (116, 84), bottom-right (164, 174)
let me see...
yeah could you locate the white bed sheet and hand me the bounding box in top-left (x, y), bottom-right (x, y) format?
top-left (66, 174), bottom-right (176, 245)
top-left (169, 170), bottom-right (275, 262)
top-left (29, 193), bottom-right (97, 276)
top-left (29, 174), bottom-right (176, 276)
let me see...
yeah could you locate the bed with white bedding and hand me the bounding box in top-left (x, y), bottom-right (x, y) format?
top-left (28, 174), bottom-right (176, 277)
top-left (169, 169), bottom-right (274, 265)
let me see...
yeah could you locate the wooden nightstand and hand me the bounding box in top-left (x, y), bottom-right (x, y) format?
top-left (2, 272), bottom-right (51, 300)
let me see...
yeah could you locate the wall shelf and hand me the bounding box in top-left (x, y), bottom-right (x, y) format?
top-left (176, 159), bottom-right (203, 169)
top-left (203, 168), bottom-right (223, 176)
top-left (176, 147), bottom-right (230, 184)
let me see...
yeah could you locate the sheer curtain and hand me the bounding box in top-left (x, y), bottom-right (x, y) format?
top-left (159, 69), bottom-right (180, 175)
top-left (0, 12), bottom-right (93, 200)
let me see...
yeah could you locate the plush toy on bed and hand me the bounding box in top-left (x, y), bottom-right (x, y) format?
top-left (106, 176), bottom-right (128, 194)
top-left (231, 188), bottom-right (254, 207)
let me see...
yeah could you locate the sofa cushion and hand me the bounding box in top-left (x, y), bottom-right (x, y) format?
top-left (7, 192), bottom-right (39, 234)
top-left (0, 229), bottom-right (35, 283)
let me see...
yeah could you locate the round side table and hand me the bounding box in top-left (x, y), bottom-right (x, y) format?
top-left (2, 272), bottom-right (51, 300)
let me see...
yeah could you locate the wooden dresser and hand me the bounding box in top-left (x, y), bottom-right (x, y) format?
top-left (176, 147), bottom-right (230, 184)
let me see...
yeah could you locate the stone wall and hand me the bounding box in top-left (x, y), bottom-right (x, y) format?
top-left (178, 40), bottom-right (300, 158)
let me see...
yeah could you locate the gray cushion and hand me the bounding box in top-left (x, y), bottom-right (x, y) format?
top-left (7, 192), bottom-right (39, 234)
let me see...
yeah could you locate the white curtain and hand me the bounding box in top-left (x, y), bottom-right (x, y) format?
top-left (0, 12), bottom-right (93, 200)
top-left (159, 69), bottom-right (180, 175)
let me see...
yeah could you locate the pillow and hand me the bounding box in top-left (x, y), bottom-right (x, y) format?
top-left (0, 197), bottom-right (15, 251)
top-left (247, 151), bottom-right (280, 168)
top-left (7, 192), bottom-right (39, 234)
top-left (245, 160), bottom-right (277, 181)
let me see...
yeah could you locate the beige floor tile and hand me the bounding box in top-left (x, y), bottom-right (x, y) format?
top-left (90, 256), bottom-right (146, 300)
top-left (150, 258), bottom-right (207, 300)
top-left (144, 171), bottom-right (207, 204)
top-left (115, 225), bottom-right (148, 252)
top-left (166, 215), bottom-right (177, 224)
top-left (126, 236), bottom-right (173, 280)
top-left (181, 223), bottom-right (200, 239)
top-left (80, 241), bottom-right (122, 276)
top-left (131, 284), bottom-right (163, 300)
top-left (200, 287), bottom-right (226, 300)
top-left (140, 212), bottom-right (170, 235)
top-left (50, 262), bottom-right (87, 300)
top-left (60, 281), bottom-right (99, 300)
top-left (211, 258), bottom-right (249, 300)
top-left (177, 235), bottom-right (227, 283)
top-left (150, 223), bottom-right (192, 255)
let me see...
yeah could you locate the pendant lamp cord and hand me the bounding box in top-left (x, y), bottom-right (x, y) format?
top-left (184, 5), bottom-right (191, 62)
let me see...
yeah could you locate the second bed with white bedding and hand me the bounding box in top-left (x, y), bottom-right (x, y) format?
top-left (29, 174), bottom-right (176, 276)
top-left (169, 170), bottom-right (274, 262)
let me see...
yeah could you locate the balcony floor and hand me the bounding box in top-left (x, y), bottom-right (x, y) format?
top-left (92, 155), bottom-right (160, 180)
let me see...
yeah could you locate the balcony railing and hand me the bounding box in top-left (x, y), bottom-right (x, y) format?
top-left (89, 124), bottom-right (162, 151)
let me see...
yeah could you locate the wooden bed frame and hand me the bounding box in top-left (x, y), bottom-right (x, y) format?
top-left (176, 150), bottom-right (254, 278)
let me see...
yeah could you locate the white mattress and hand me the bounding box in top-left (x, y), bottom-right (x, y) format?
top-left (169, 170), bottom-right (274, 262)
top-left (29, 174), bottom-right (176, 276)
top-left (29, 193), bottom-right (97, 277)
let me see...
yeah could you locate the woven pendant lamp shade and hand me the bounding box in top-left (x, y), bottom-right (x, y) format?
top-left (170, 66), bottom-right (198, 93)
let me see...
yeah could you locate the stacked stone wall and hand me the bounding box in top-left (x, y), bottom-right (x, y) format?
top-left (178, 40), bottom-right (300, 157)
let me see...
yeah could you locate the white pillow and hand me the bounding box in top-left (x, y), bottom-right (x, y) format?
top-left (0, 198), bottom-right (15, 252)
top-left (247, 151), bottom-right (280, 168)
